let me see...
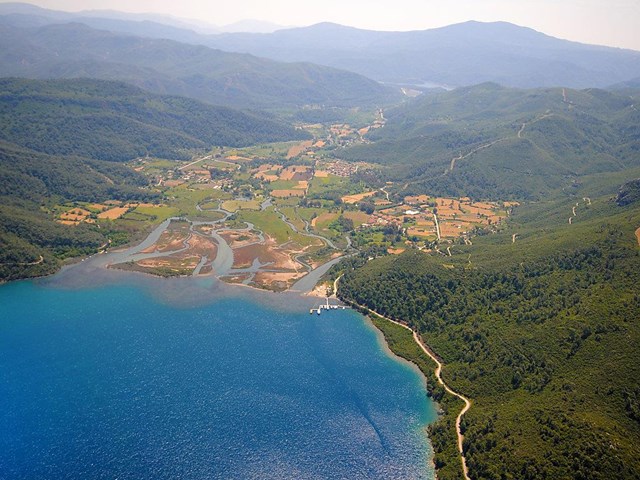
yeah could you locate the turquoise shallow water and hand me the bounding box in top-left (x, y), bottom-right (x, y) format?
top-left (0, 275), bottom-right (437, 479)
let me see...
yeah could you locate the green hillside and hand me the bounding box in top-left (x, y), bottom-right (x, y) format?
top-left (333, 176), bottom-right (640, 479)
top-left (0, 140), bottom-right (159, 281)
top-left (344, 84), bottom-right (640, 199)
top-left (0, 78), bottom-right (307, 161)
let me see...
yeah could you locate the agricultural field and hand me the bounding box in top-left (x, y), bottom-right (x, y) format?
top-left (165, 185), bottom-right (230, 218)
top-left (97, 207), bottom-right (129, 220)
top-left (221, 199), bottom-right (262, 212)
top-left (124, 204), bottom-right (180, 223)
top-left (307, 174), bottom-right (352, 197)
top-left (222, 141), bottom-right (303, 160)
top-left (341, 191), bottom-right (377, 204)
top-left (286, 140), bottom-right (314, 159)
top-left (342, 210), bottom-right (370, 226)
top-left (238, 209), bottom-right (298, 244)
top-left (97, 111), bottom-right (516, 290)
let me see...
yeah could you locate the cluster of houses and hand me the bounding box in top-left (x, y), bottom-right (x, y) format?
top-left (320, 160), bottom-right (360, 177)
top-left (362, 195), bottom-right (516, 241)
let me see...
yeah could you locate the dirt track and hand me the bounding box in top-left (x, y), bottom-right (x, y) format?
top-left (349, 296), bottom-right (473, 480)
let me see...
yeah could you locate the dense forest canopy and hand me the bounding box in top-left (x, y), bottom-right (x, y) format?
top-left (334, 190), bottom-right (640, 479)
top-left (0, 78), bottom-right (308, 162)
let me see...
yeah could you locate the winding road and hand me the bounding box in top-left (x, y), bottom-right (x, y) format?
top-left (355, 303), bottom-right (472, 480)
top-left (446, 110), bottom-right (554, 175)
top-left (1, 255), bottom-right (44, 266)
top-left (179, 154), bottom-right (212, 171)
top-left (446, 139), bottom-right (506, 174)
top-left (380, 185), bottom-right (391, 202)
top-left (433, 213), bottom-right (441, 241)
top-left (332, 276), bottom-right (472, 479)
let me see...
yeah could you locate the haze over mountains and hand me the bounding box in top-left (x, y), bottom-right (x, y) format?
top-left (202, 22), bottom-right (640, 89)
top-left (2, 3), bottom-right (640, 90)
top-left (0, 21), bottom-right (393, 109)
top-left (0, 2), bottom-right (286, 34)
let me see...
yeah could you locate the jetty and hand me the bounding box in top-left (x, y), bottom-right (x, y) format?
top-left (310, 297), bottom-right (348, 315)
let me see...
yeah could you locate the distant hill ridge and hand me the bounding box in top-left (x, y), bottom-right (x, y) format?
top-left (2, 4), bottom-right (640, 89)
top-left (204, 21), bottom-right (640, 88)
top-left (0, 20), bottom-right (394, 109)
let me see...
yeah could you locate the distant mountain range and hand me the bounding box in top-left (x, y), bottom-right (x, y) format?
top-left (205, 22), bottom-right (640, 89)
top-left (0, 3), bottom-right (286, 34)
top-left (0, 21), bottom-right (394, 109)
top-left (2, 4), bottom-right (640, 89)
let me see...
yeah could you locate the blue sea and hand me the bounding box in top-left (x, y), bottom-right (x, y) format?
top-left (0, 272), bottom-right (437, 479)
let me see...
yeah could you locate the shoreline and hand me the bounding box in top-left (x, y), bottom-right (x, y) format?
top-left (341, 294), bottom-right (472, 480)
top-left (1, 226), bottom-right (446, 479)
top-left (2, 213), bottom-right (347, 300)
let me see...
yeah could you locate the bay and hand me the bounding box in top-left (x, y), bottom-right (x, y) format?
top-left (0, 273), bottom-right (437, 479)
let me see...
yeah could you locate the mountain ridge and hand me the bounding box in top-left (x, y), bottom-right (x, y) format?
top-left (202, 20), bottom-right (640, 88)
top-left (3, 4), bottom-right (640, 89)
top-left (0, 21), bottom-right (395, 109)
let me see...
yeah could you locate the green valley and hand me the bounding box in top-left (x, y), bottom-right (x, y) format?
top-left (1, 13), bottom-right (640, 480)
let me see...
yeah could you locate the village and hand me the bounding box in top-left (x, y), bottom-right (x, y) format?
top-left (51, 112), bottom-right (516, 286)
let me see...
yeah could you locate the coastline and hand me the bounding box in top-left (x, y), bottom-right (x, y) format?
top-left (341, 296), bottom-right (471, 480)
top-left (1, 221), bottom-right (447, 479)
top-left (6, 211), bottom-right (337, 297)
top-left (8, 213), bottom-right (346, 312)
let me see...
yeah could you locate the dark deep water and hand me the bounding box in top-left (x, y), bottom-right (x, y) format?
top-left (0, 272), bottom-right (437, 479)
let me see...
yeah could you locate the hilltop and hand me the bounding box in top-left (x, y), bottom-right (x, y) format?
top-left (0, 78), bottom-right (307, 161)
top-left (343, 83), bottom-right (640, 199)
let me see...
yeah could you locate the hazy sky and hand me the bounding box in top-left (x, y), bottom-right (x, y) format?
top-left (5, 0), bottom-right (640, 51)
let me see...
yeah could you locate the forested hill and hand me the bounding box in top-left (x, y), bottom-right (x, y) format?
top-left (0, 78), bottom-right (308, 162)
top-left (0, 140), bottom-right (156, 281)
top-left (344, 83), bottom-right (640, 199)
top-left (0, 22), bottom-right (396, 109)
top-left (335, 187), bottom-right (640, 480)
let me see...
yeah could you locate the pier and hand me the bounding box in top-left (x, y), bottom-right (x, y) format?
top-left (310, 297), bottom-right (348, 315)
